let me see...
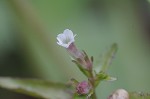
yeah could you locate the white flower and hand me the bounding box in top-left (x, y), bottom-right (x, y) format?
top-left (57, 29), bottom-right (76, 48)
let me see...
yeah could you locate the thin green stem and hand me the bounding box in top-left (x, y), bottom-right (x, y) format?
top-left (91, 91), bottom-right (97, 99)
top-left (89, 70), bottom-right (97, 99)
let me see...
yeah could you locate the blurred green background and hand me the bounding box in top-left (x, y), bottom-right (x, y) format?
top-left (0, 0), bottom-right (150, 98)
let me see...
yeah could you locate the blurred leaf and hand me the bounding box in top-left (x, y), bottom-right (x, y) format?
top-left (69, 78), bottom-right (79, 87)
top-left (101, 43), bottom-right (118, 72)
top-left (74, 93), bottom-right (87, 99)
top-left (129, 92), bottom-right (150, 99)
top-left (72, 60), bottom-right (90, 77)
top-left (0, 77), bottom-right (72, 99)
top-left (95, 71), bottom-right (116, 87)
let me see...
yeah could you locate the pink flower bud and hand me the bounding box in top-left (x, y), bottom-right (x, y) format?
top-left (76, 81), bottom-right (91, 95)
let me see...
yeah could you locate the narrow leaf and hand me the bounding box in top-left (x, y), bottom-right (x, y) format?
top-left (72, 60), bottom-right (90, 77)
top-left (69, 78), bottom-right (79, 88)
top-left (95, 71), bottom-right (116, 87)
top-left (0, 77), bottom-right (72, 99)
top-left (101, 43), bottom-right (118, 72)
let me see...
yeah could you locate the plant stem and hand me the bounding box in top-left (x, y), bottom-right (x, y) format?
top-left (91, 91), bottom-right (97, 99)
top-left (89, 70), bottom-right (97, 99)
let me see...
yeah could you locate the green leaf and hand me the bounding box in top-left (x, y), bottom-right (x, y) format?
top-left (129, 92), bottom-right (150, 99)
top-left (0, 77), bottom-right (72, 99)
top-left (74, 93), bottom-right (87, 99)
top-left (72, 60), bottom-right (90, 77)
top-left (95, 71), bottom-right (116, 87)
top-left (101, 43), bottom-right (118, 72)
top-left (69, 78), bottom-right (79, 88)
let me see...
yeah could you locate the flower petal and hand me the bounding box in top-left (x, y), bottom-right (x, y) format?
top-left (57, 29), bottom-right (76, 48)
top-left (64, 29), bottom-right (74, 41)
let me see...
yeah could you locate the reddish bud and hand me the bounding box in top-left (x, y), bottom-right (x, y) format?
top-left (76, 81), bottom-right (91, 95)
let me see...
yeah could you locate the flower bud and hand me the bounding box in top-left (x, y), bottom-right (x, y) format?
top-left (108, 89), bottom-right (129, 99)
top-left (76, 81), bottom-right (91, 95)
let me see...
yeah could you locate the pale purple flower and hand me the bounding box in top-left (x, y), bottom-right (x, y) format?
top-left (76, 81), bottom-right (91, 95)
top-left (57, 29), bottom-right (93, 70)
top-left (57, 29), bottom-right (76, 48)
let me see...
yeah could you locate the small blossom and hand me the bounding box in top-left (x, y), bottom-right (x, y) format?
top-left (57, 29), bottom-right (83, 59)
top-left (108, 89), bottom-right (129, 99)
top-left (57, 29), bottom-right (93, 70)
top-left (57, 29), bottom-right (76, 48)
top-left (76, 81), bottom-right (91, 95)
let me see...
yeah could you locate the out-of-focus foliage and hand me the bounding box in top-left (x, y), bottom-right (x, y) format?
top-left (0, 77), bottom-right (72, 99)
top-left (129, 92), bottom-right (150, 99)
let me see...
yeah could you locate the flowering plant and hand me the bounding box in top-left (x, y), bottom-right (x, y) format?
top-left (57, 29), bottom-right (118, 99)
top-left (0, 29), bottom-right (149, 99)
